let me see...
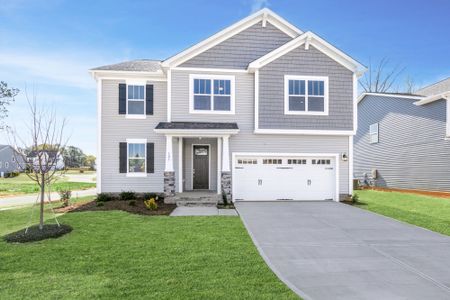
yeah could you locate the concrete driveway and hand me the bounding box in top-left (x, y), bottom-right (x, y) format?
top-left (236, 201), bottom-right (450, 300)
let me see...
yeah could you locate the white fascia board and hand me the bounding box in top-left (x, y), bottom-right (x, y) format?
top-left (154, 129), bottom-right (240, 136)
top-left (358, 92), bottom-right (424, 104)
top-left (248, 31), bottom-right (367, 74)
top-left (413, 91), bottom-right (450, 106)
top-left (254, 129), bottom-right (355, 135)
top-left (161, 8), bottom-right (302, 68)
top-left (89, 70), bottom-right (167, 81)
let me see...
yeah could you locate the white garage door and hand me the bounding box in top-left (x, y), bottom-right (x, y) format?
top-left (233, 155), bottom-right (336, 201)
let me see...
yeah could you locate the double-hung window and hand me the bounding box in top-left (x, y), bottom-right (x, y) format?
top-left (127, 85), bottom-right (145, 115)
top-left (190, 75), bottom-right (235, 113)
top-left (284, 75), bottom-right (328, 115)
top-left (128, 142), bottom-right (146, 174)
top-left (369, 123), bottom-right (379, 144)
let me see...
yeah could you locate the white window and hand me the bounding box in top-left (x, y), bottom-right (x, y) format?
top-left (127, 85), bottom-right (145, 116)
top-left (127, 140), bottom-right (146, 176)
top-left (369, 123), bottom-right (379, 144)
top-left (284, 75), bottom-right (328, 115)
top-left (189, 74), bottom-right (235, 114)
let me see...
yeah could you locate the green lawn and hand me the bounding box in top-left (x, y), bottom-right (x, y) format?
top-left (0, 205), bottom-right (298, 299)
top-left (355, 190), bottom-right (450, 236)
top-left (0, 173), bottom-right (96, 197)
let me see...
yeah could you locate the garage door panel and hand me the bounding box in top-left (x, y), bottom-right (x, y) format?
top-left (233, 155), bottom-right (336, 201)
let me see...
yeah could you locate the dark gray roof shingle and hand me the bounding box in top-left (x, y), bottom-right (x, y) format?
top-left (91, 59), bottom-right (162, 72)
top-left (155, 122), bottom-right (239, 130)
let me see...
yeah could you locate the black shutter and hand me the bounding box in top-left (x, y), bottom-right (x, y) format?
top-left (146, 84), bottom-right (153, 115)
top-left (118, 84), bottom-right (126, 114)
top-left (119, 142), bottom-right (127, 173)
top-left (146, 143), bottom-right (154, 173)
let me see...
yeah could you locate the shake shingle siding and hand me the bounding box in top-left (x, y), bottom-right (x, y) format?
top-left (354, 95), bottom-right (450, 192)
top-left (179, 22), bottom-right (292, 69)
top-left (259, 45), bottom-right (354, 130)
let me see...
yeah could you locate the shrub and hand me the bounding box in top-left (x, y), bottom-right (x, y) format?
top-left (351, 193), bottom-right (360, 203)
top-left (96, 202), bottom-right (104, 207)
top-left (58, 189), bottom-right (72, 207)
top-left (79, 169), bottom-right (84, 173)
top-left (144, 198), bottom-right (158, 211)
top-left (142, 193), bottom-right (163, 202)
top-left (120, 191), bottom-right (136, 201)
top-left (96, 193), bottom-right (113, 202)
top-left (222, 191), bottom-right (228, 206)
top-left (128, 200), bottom-right (136, 206)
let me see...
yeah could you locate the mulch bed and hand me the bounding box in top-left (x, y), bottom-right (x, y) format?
top-left (55, 199), bottom-right (176, 216)
top-left (364, 187), bottom-right (450, 199)
top-left (4, 224), bottom-right (73, 243)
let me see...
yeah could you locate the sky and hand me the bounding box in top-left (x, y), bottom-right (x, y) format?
top-left (0, 0), bottom-right (449, 155)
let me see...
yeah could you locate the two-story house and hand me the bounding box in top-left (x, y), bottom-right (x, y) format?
top-left (90, 9), bottom-right (365, 202)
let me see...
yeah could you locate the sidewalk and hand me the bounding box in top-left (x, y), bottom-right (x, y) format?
top-left (0, 188), bottom-right (97, 209)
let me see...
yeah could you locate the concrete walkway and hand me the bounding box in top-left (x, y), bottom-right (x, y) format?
top-left (236, 201), bottom-right (450, 300)
top-left (170, 206), bottom-right (238, 216)
top-left (0, 188), bottom-right (97, 209)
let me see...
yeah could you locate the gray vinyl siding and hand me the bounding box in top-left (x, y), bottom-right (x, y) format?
top-left (101, 79), bottom-right (167, 193)
top-left (0, 147), bottom-right (23, 174)
top-left (170, 69), bottom-right (350, 195)
top-left (259, 45), bottom-right (354, 130)
top-left (182, 138), bottom-right (218, 191)
top-left (179, 21), bottom-right (292, 69)
top-left (354, 95), bottom-right (450, 192)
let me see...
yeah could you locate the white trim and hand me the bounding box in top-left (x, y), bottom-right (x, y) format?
top-left (165, 136), bottom-right (174, 172)
top-left (222, 136), bottom-right (230, 172)
top-left (96, 78), bottom-right (102, 193)
top-left (284, 75), bottom-right (329, 116)
top-left (248, 31), bottom-right (366, 74)
top-left (358, 92), bottom-right (424, 103)
top-left (167, 69), bottom-right (172, 122)
top-left (254, 129), bottom-right (355, 135)
top-left (191, 144), bottom-right (211, 190)
top-left (178, 137), bottom-right (183, 193)
top-left (231, 152), bottom-right (340, 202)
top-left (447, 99), bottom-right (450, 138)
top-left (188, 74), bottom-right (235, 114)
top-left (217, 137), bottom-right (222, 194)
top-left (90, 70), bottom-right (166, 81)
top-left (348, 135), bottom-right (353, 195)
top-left (155, 129), bottom-right (239, 136)
top-left (161, 8), bottom-right (302, 68)
top-left (353, 73), bottom-right (358, 132)
top-left (254, 70), bottom-right (259, 130)
top-left (173, 67), bottom-right (248, 73)
top-left (369, 123), bottom-right (379, 144)
top-left (126, 83), bottom-right (146, 118)
top-left (126, 138), bottom-right (147, 177)
top-left (413, 91), bottom-right (450, 106)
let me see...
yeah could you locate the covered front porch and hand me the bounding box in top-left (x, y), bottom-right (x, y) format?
top-left (154, 122), bottom-right (239, 202)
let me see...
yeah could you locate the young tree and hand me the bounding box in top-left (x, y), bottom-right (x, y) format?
top-left (0, 81), bottom-right (19, 129)
top-left (360, 58), bottom-right (405, 93)
top-left (9, 94), bottom-right (68, 230)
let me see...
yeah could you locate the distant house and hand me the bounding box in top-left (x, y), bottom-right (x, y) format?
top-left (354, 78), bottom-right (450, 192)
top-left (27, 150), bottom-right (65, 171)
top-left (0, 145), bottom-right (25, 177)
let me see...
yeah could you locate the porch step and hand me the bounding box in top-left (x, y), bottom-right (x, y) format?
top-left (173, 192), bottom-right (221, 207)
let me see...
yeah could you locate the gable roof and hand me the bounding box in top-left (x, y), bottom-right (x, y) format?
top-left (248, 31), bottom-right (366, 75)
top-left (417, 77), bottom-right (450, 96)
top-left (161, 8), bottom-right (303, 68)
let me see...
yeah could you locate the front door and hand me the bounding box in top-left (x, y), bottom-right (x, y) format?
top-left (193, 145), bottom-right (209, 189)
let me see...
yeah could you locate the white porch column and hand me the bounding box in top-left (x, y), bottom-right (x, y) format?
top-left (178, 137), bottom-right (183, 193)
top-left (222, 135), bottom-right (230, 172)
top-left (217, 137), bottom-right (222, 194)
top-left (165, 135), bottom-right (174, 172)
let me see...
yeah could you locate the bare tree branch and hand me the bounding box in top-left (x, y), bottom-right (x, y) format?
top-left (360, 58), bottom-right (405, 93)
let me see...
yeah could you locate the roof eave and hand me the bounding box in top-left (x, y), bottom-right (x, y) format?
top-left (154, 128), bottom-right (240, 136)
top-left (89, 69), bottom-right (166, 80)
top-left (414, 91), bottom-right (450, 106)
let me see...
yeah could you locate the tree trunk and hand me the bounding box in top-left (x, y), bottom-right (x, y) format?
top-left (39, 175), bottom-right (45, 230)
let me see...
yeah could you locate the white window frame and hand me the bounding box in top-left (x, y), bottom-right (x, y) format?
top-left (126, 138), bottom-right (147, 177)
top-left (369, 123), bottom-right (379, 144)
top-left (284, 75), bottom-right (329, 116)
top-left (189, 74), bottom-right (235, 114)
top-left (126, 81), bottom-right (146, 119)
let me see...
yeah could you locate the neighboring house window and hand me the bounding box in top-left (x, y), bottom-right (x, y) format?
top-left (369, 123), bottom-right (379, 144)
top-left (0, 161), bottom-right (2, 168)
top-left (127, 85), bottom-right (145, 115)
top-left (284, 75), bottom-right (328, 115)
top-left (190, 75), bottom-right (235, 114)
top-left (128, 142), bottom-right (146, 174)
top-left (5, 162), bottom-right (9, 168)
top-left (12, 157), bottom-right (15, 162)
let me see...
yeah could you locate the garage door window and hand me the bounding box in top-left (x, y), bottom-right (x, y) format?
top-left (237, 159), bottom-right (257, 165)
top-left (263, 159), bottom-right (282, 164)
top-left (288, 159), bottom-right (307, 165)
top-left (312, 159), bottom-right (331, 165)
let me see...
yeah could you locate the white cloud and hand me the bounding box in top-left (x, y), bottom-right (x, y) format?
top-left (250, 0), bottom-right (270, 13)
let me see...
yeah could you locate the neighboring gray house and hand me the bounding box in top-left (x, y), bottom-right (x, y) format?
top-left (355, 78), bottom-right (450, 192)
top-left (0, 145), bottom-right (24, 177)
top-left (90, 9), bottom-right (366, 202)
top-left (27, 150), bottom-right (65, 171)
